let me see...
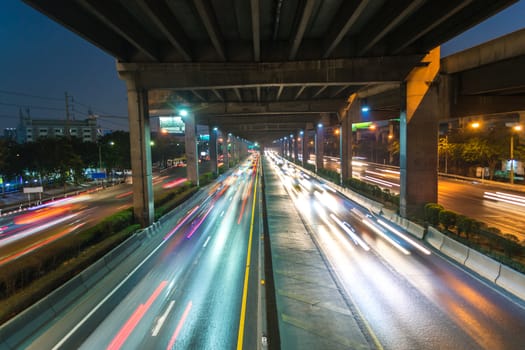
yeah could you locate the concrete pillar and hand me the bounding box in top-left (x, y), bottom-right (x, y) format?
top-left (124, 80), bottom-right (153, 227)
top-left (209, 126), bottom-right (218, 176)
top-left (232, 138), bottom-right (238, 164)
top-left (287, 138), bottom-right (291, 158)
top-left (315, 121), bottom-right (325, 171)
top-left (184, 113), bottom-right (199, 186)
top-left (342, 95), bottom-right (358, 181)
top-left (301, 129), bottom-right (307, 166)
top-left (223, 133), bottom-right (230, 170)
top-left (293, 133), bottom-right (299, 161)
top-left (400, 47), bottom-right (440, 218)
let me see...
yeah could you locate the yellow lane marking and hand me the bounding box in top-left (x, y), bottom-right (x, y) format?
top-left (237, 162), bottom-right (259, 349)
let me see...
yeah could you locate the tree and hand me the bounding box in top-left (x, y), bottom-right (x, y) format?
top-left (461, 137), bottom-right (501, 179)
top-left (99, 131), bottom-right (131, 172)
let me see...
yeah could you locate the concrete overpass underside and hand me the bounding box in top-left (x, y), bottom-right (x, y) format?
top-left (23, 0), bottom-right (519, 224)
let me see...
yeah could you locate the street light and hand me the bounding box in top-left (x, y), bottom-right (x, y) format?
top-left (509, 124), bottom-right (522, 185)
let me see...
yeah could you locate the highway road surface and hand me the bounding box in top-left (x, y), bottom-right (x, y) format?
top-left (22, 156), bottom-right (262, 349)
top-left (269, 153), bottom-right (525, 350)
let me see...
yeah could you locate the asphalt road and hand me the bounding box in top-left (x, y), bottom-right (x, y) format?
top-left (22, 156), bottom-right (262, 349)
top-left (331, 159), bottom-right (525, 240)
top-left (0, 165), bottom-right (204, 266)
top-left (272, 155), bottom-right (525, 350)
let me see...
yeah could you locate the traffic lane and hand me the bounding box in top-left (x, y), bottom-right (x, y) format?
top-left (296, 183), bottom-right (525, 350)
top-left (77, 197), bottom-right (230, 348)
top-left (0, 171), bottom-right (190, 263)
top-left (439, 178), bottom-right (525, 240)
top-left (294, 191), bottom-right (476, 349)
top-left (342, 208), bottom-right (525, 349)
top-left (151, 178), bottom-right (258, 349)
top-left (78, 169), bottom-right (259, 349)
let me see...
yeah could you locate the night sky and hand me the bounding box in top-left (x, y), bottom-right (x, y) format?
top-left (1, 0), bottom-right (524, 131)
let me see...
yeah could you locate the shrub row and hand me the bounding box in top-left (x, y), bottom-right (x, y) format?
top-left (343, 177), bottom-right (399, 208)
top-left (0, 208), bottom-right (135, 300)
top-left (0, 224), bottom-right (139, 323)
top-left (424, 203), bottom-right (525, 273)
top-left (0, 182), bottom-right (201, 323)
top-left (317, 168), bottom-right (340, 184)
top-left (154, 186), bottom-right (198, 220)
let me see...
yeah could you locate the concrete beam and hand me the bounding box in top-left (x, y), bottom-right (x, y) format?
top-left (457, 55), bottom-right (525, 95)
top-left (251, 0), bottom-right (260, 61)
top-left (149, 99), bottom-right (346, 116)
top-left (78, 0), bottom-right (160, 61)
top-left (117, 56), bottom-right (423, 90)
top-left (289, 0), bottom-right (316, 60)
top-left (192, 0), bottom-right (226, 61)
top-left (138, 0), bottom-right (192, 61)
top-left (323, 0), bottom-right (369, 58)
top-left (442, 28), bottom-right (525, 74)
top-left (24, 0), bottom-right (133, 60)
top-left (453, 95), bottom-right (525, 117)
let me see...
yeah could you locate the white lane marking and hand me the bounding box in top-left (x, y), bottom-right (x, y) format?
top-left (203, 236), bottom-right (211, 248)
top-left (152, 300), bottom-right (176, 336)
top-left (52, 227), bottom-right (171, 349)
top-left (220, 210), bottom-right (225, 217)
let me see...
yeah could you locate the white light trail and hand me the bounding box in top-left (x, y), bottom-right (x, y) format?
top-left (330, 214), bottom-right (370, 251)
top-left (362, 218), bottom-right (410, 255)
top-left (483, 191), bottom-right (525, 207)
top-left (377, 219), bottom-right (431, 255)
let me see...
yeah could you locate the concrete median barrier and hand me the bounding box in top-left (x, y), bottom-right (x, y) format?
top-left (464, 249), bottom-right (501, 283)
top-left (0, 299), bottom-right (56, 349)
top-left (80, 258), bottom-right (110, 289)
top-left (496, 265), bottom-right (525, 301)
top-left (47, 277), bottom-right (86, 314)
top-left (425, 227), bottom-right (445, 250)
top-left (440, 236), bottom-right (469, 264)
top-left (104, 235), bottom-right (140, 270)
top-left (405, 221), bottom-right (425, 239)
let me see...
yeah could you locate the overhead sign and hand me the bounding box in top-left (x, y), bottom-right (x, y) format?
top-left (159, 116), bottom-right (185, 135)
top-left (92, 172), bottom-right (107, 179)
top-left (23, 186), bottom-right (43, 193)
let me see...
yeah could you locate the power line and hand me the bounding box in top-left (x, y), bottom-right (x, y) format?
top-left (0, 89), bottom-right (63, 101)
top-left (0, 101), bottom-right (65, 112)
top-left (0, 114), bottom-right (19, 119)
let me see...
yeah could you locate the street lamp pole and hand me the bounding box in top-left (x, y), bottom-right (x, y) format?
top-left (98, 144), bottom-right (102, 171)
top-left (508, 124), bottom-right (522, 185)
top-left (510, 132), bottom-right (515, 184)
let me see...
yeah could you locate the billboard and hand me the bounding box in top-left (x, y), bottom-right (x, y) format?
top-left (159, 116), bottom-right (185, 135)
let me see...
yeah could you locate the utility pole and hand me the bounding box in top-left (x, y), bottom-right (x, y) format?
top-left (65, 92), bottom-right (70, 138)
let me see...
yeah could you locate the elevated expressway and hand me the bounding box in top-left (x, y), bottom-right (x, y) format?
top-left (23, 0), bottom-right (518, 225)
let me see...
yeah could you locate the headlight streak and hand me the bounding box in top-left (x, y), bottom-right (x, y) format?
top-left (313, 191), bottom-right (340, 213)
top-left (363, 175), bottom-right (399, 188)
top-left (186, 204), bottom-right (214, 239)
top-left (162, 177), bottom-right (188, 189)
top-left (330, 214), bottom-right (370, 251)
top-left (163, 206), bottom-right (200, 241)
top-left (107, 280), bottom-right (168, 350)
top-left (1, 213), bottom-right (79, 246)
top-left (483, 191), bottom-right (525, 207)
top-left (166, 301), bottom-right (193, 350)
top-left (376, 219), bottom-right (431, 255)
top-left (362, 218), bottom-right (411, 255)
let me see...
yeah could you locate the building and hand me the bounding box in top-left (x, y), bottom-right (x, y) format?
top-left (16, 113), bottom-right (99, 143)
